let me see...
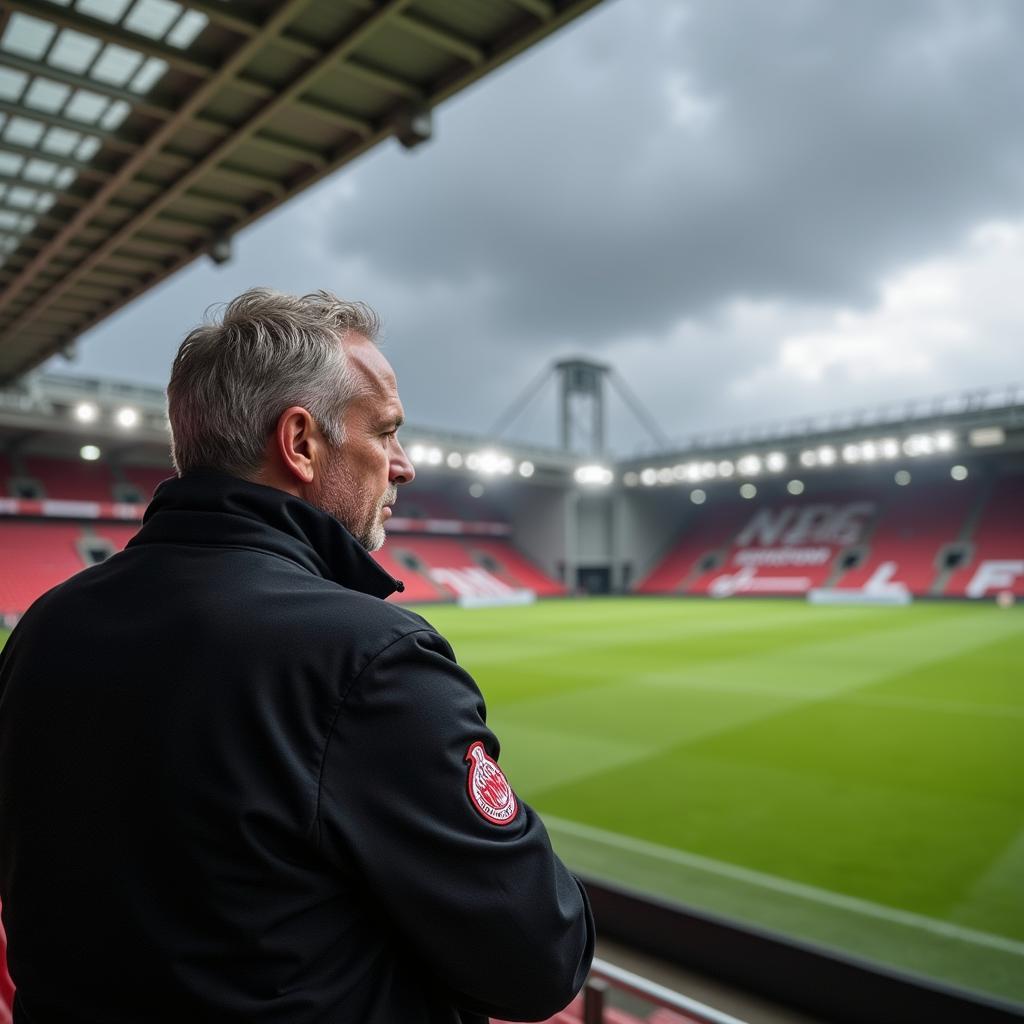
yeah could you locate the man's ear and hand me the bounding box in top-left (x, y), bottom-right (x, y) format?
top-left (274, 406), bottom-right (321, 485)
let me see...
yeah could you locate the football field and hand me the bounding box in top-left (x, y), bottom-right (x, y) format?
top-left (2, 598), bottom-right (1022, 1005)
top-left (415, 598), bottom-right (1024, 1006)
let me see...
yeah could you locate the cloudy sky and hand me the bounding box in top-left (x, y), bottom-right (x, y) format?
top-left (47, 0), bottom-right (1024, 455)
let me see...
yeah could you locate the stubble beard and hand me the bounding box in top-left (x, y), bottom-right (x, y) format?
top-left (311, 455), bottom-right (396, 553)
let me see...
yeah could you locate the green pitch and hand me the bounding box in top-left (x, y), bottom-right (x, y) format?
top-left (3, 599), bottom-right (1022, 1004)
top-left (414, 598), bottom-right (1024, 1006)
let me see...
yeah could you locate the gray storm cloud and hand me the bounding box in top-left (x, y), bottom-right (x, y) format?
top-left (53, 0), bottom-right (1024, 452)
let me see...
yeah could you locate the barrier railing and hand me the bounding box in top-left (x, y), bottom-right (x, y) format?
top-left (582, 957), bottom-right (748, 1024)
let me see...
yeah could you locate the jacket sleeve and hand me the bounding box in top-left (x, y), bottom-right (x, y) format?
top-left (316, 628), bottom-right (595, 1021)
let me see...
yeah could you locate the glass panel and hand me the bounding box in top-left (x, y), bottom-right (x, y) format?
top-left (0, 153), bottom-right (26, 176)
top-left (6, 187), bottom-right (38, 209)
top-left (41, 126), bottom-right (81, 156)
top-left (48, 29), bottom-right (103, 74)
top-left (128, 56), bottom-right (167, 94)
top-left (0, 68), bottom-right (29, 102)
top-left (124, 0), bottom-right (181, 41)
top-left (64, 90), bottom-right (108, 124)
top-left (1, 14), bottom-right (58, 62)
top-left (35, 192), bottom-right (56, 213)
top-left (24, 78), bottom-right (71, 113)
top-left (5, 116), bottom-right (46, 147)
top-left (99, 99), bottom-right (130, 130)
top-left (90, 44), bottom-right (144, 87)
top-left (74, 136), bottom-right (101, 161)
top-left (23, 158), bottom-right (60, 184)
top-left (166, 9), bottom-right (208, 49)
top-left (54, 167), bottom-right (76, 188)
top-left (77, 0), bottom-right (133, 21)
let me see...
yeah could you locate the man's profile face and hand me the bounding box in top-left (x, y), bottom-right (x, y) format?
top-left (309, 336), bottom-right (414, 551)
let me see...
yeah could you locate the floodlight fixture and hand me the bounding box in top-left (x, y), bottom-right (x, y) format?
top-left (656, 467), bottom-right (674, 485)
top-left (690, 489), bottom-right (706, 505)
top-left (842, 444), bottom-right (861, 464)
top-left (425, 447), bottom-right (443, 466)
top-left (80, 445), bottom-right (101, 461)
top-left (895, 470), bottom-right (911, 486)
top-left (409, 444), bottom-right (426, 463)
top-left (860, 441), bottom-right (878, 462)
top-left (623, 471), bottom-right (639, 487)
top-left (575, 464), bottom-right (613, 486)
top-left (951, 464), bottom-right (968, 481)
top-left (74, 402), bottom-right (99, 424)
top-left (934, 430), bottom-right (955, 452)
top-left (208, 234), bottom-right (233, 265)
top-left (765, 451), bottom-right (787, 472)
top-left (717, 460), bottom-right (735, 477)
top-left (466, 452), bottom-right (481, 471)
top-left (969, 426), bottom-right (1005, 448)
top-left (739, 483), bottom-right (757, 499)
top-left (518, 460), bottom-right (535, 478)
top-left (880, 438), bottom-right (900, 459)
top-left (672, 464), bottom-right (688, 481)
top-left (787, 479), bottom-right (805, 495)
top-left (115, 407), bottom-right (139, 429)
top-left (446, 452), bottom-right (464, 469)
top-left (468, 482), bottom-right (485, 498)
top-left (799, 450), bottom-right (817, 468)
top-left (700, 461), bottom-right (717, 479)
top-left (903, 434), bottom-right (934, 457)
top-left (640, 468), bottom-right (658, 486)
top-left (818, 446), bottom-right (837, 466)
top-left (737, 454), bottom-right (762, 476)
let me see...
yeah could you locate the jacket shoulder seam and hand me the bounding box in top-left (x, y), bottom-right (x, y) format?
top-left (313, 627), bottom-right (443, 848)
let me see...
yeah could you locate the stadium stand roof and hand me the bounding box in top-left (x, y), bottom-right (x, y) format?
top-left (0, 0), bottom-right (603, 384)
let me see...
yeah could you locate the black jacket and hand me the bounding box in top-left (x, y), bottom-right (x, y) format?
top-left (0, 470), bottom-right (594, 1023)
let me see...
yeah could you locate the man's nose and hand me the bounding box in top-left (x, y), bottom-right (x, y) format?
top-left (391, 443), bottom-right (415, 485)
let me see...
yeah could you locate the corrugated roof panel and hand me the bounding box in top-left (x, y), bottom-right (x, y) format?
top-left (0, 0), bottom-right (605, 381)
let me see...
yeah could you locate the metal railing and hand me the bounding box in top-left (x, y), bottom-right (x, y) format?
top-left (582, 958), bottom-right (749, 1024)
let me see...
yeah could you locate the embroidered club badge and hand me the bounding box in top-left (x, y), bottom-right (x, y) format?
top-left (464, 741), bottom-right (518, 825)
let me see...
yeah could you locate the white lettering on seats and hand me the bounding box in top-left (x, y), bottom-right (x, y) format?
top-left (966, 561), bottom-right (1024, 599)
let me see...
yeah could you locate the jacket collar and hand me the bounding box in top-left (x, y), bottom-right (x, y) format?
top-left (127, 469), bottom-right (404, 600)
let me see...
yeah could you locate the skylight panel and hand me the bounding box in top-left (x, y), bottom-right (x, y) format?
top-left (0, 68), bottom-right (29, 103)
top-left (0, 211), bottom-right (25, 230)
top-left (64, 89), bottom-right (108, 124)
top-left (5, 116), bottom-right (46, 147)
top-left (124, 0), bottom-right (181, 41)
top-left (99, 99), bottom-right (130, 130)
top-left (35, 192), bottom-right (56, 213)
top-left (49, 29), bottom-right (103, 74)
top-left (6, 186), bottom-right (39, 209)
top-left (54, 166), bottom-right (76, 188)
top-left (166, 9), bottom-right (208, 49)
top-left (41, 126), bottom-right (82, 156)
top-left (0, 153), bottom-right (26, 176)
top-left (91, 44), bottom-right (145, 87)
top-left (24, 78), bottom-right (71, 113)
top-left (75, 136), bottom-right (101, 162)
top-left (2, 14), bottom-right (58, 61)
top-left (24, 158), bottom-right (60, 185)
top-left (78, 0), bottom-right (133, 21)
top-left (128, 57), bottom-right (168, 94)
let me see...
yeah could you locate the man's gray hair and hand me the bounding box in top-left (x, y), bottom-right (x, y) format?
top-left (167, 287), bottom-right (380, 477)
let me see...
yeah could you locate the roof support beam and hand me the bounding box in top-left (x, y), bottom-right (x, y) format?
top-left (506, 0), bottom-right (556, 19)
top-left (0, 0), bottom-right (313, 323)
top-left (0, 0), bottom-right (415, 350)
top-left (393, 12), bottom-right (485, 65)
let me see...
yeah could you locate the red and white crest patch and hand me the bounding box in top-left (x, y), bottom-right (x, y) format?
top-left (464, 741), bottom-right (518, 826)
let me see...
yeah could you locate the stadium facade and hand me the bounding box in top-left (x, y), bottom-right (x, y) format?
top-left (1, 367), bottom-right (1022, 622)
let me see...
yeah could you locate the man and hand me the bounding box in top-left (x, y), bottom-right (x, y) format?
top-left (0, 288), bottom-right (594, 1023)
